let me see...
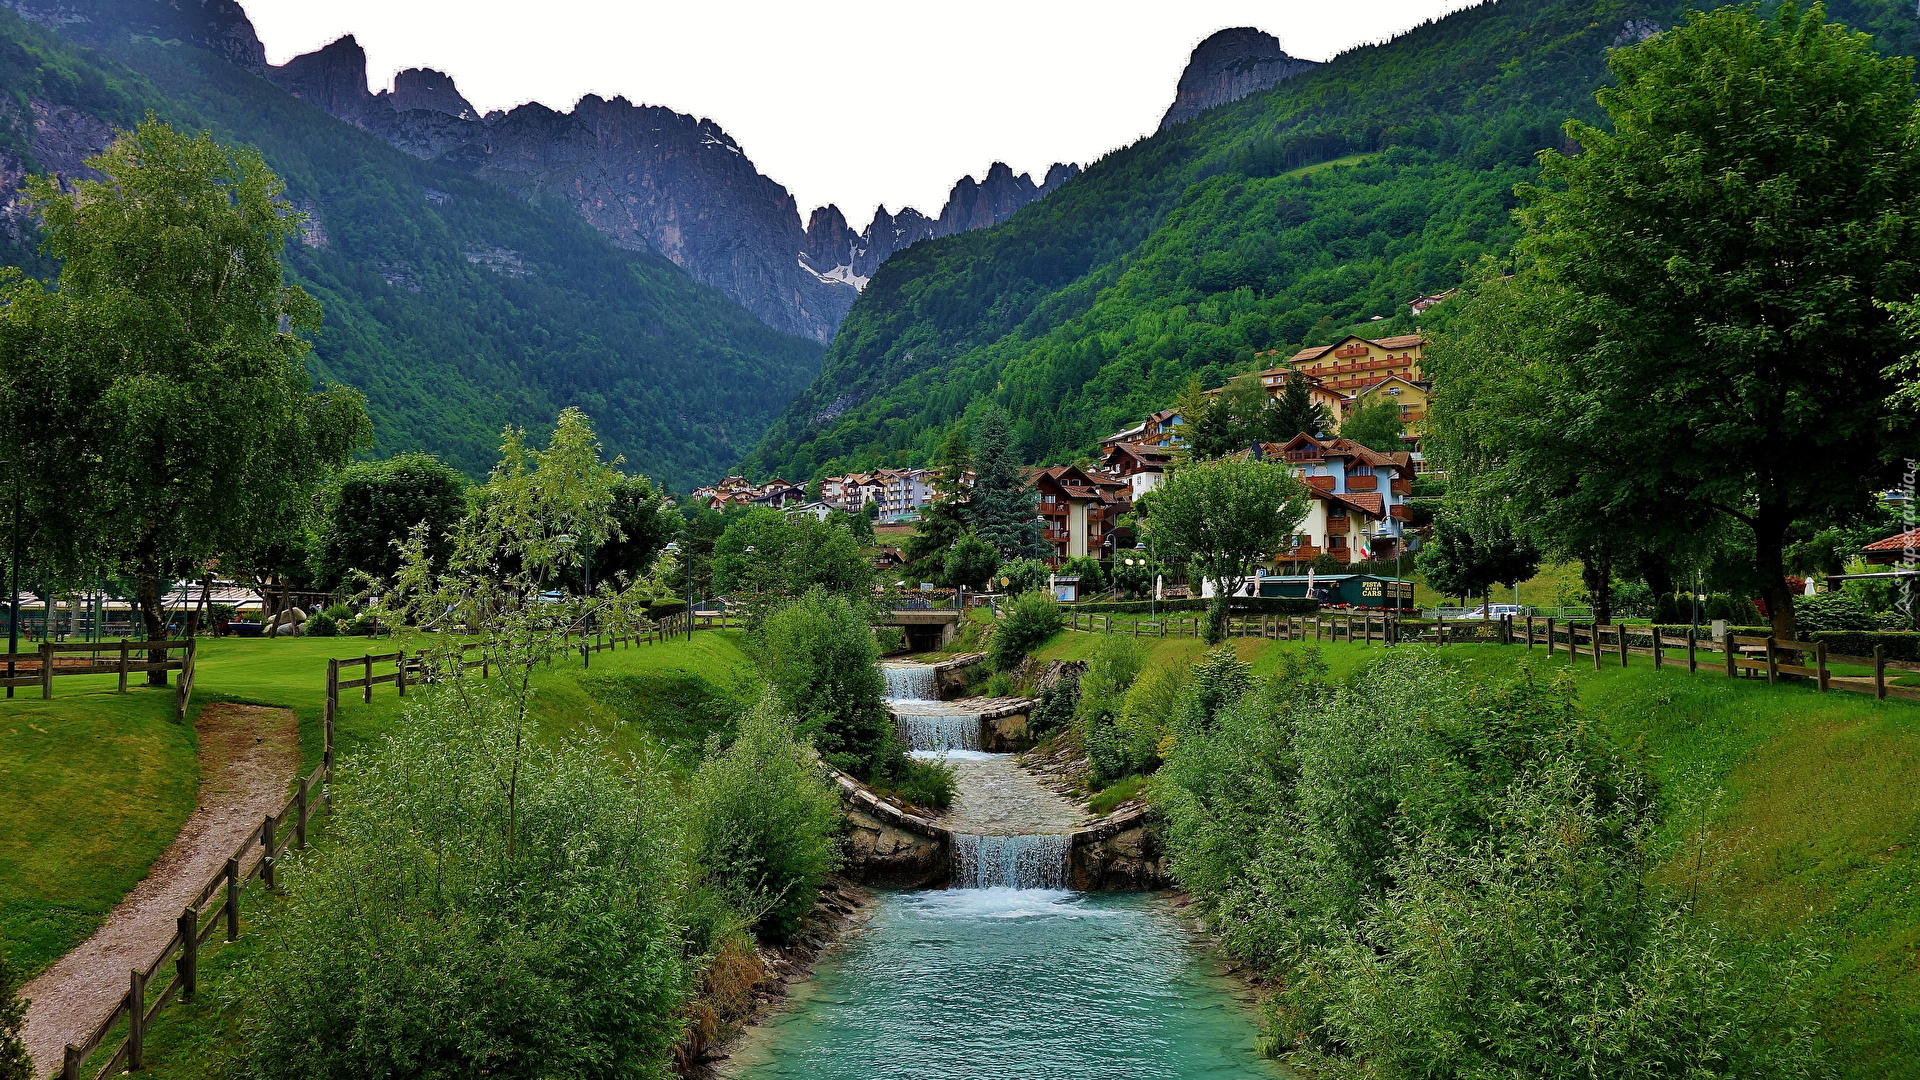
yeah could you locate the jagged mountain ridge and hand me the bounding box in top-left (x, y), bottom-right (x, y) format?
top-left (0, 0), bottom-right (828, 489)
top-left (1160, 27), bottom-right (1319, 130)
top-left (799, 161), bottom-right (1080, 287)
top-left (265, 34), bottom-right (1078, 341)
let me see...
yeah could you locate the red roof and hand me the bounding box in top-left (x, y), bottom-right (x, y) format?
top-left (1863, 529), bottom-right (1920, 552)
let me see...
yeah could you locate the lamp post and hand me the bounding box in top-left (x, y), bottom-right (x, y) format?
top-left (6, 467), bottom-right (17, 698)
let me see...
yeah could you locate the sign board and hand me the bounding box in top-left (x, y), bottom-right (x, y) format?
top-left (919, 582), bottom-right (935, 591)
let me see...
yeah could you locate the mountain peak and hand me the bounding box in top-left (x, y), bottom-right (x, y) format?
top-left (1160, 27), bottom-right (1318, 130)
top-left (269, 35), bottom-right (375, 120)
top-left (388, 67), bottom-right (475, 120)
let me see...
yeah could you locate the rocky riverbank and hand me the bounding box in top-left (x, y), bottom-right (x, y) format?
top-left (679, 875), bottom-right (879, 1078)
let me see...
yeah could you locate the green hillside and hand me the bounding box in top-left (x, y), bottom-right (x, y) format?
top-left (743, 0), bottom-right (1920, 479)
top-left (0, 8), bottom-right (824, 490)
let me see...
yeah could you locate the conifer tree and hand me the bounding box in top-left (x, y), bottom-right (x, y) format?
top-left (967, 406), bottom-right (1047, 560)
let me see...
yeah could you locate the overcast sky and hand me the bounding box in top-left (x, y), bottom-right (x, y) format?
top-left (240, 0), bottom-right (1480, 231)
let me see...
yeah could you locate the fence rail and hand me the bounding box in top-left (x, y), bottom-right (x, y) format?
top-left (54, 612), bottom-right (718, 1080)
top-left (1061, 610), bottom-right (1920, 703)
top-left (0, 638), bottom-right (197, 718)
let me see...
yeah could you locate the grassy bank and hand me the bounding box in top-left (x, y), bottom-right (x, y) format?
top-left (1032, 625), bottom-right (1920, 1077)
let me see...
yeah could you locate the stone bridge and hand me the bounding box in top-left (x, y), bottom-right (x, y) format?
top-left (881, 609), bottom-right (963, 651)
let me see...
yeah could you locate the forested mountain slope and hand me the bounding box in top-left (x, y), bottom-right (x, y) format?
top-left (0, 4), bottom-right (824, 490)
top-left (743, 0), bottom-right (1920, 480)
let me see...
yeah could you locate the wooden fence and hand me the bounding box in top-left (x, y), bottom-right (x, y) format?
top-left (0, 638), bottom-right (196, 719)
top-left (1060, 609), bottom-right (1920, 703)
top-left (55, 613), bottom-right (707, 1080)
top-left (1066, 610), bottom-right (1402, 644)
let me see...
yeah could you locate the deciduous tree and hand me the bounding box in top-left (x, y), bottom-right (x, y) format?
top-left (309, 452), bottom-right (469, 590)
top-left (1143, 457), bottom-right (1308, 642)
top-left (0, 118), bottom-right (370, 678)
top-left (1489, 4), bottom-right (1920, 639)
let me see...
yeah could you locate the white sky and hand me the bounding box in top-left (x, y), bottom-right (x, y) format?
top-left (240, 0), bottom-right (1480, 232)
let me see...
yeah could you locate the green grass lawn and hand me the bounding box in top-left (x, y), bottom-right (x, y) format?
top-left (0, 687), bottom-right (198, 975)
top-left (1035, 624), bottom-right (1920, 1078)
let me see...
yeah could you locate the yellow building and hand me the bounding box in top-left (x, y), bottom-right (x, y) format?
top-left (1264, 333), bottom-right (1426, 395)
top-left (1343, 374), bottom-right (1429, 434)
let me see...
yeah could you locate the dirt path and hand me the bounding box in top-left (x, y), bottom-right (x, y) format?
top-left (20, 703), bottom-right (300, 1074)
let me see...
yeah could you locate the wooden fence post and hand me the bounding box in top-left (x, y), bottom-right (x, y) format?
top-left (39, 640), bottom-right (51, 698)
top-left (1592, 624), bottom-right (1602, 671)
top-left (295, 773), bottom-right (309, 851)
top-left (128, 967), bottom-right (145, 1069)
top-left (177, 907), bottom-right (197, 999)
top-left (1725, 632), bottom-right (1737, 678)
top-left (1816, 640), bottom-right (1828, 692)
top-left (1687, 627), bottom-right (1697, 673)
top-left (1546, 617), bottom-right (1555, 659)
top-left (396, 651), bottom-right (407, 697)
top-left (363, 653), bottom-right (373, 703)
top-left (1764, 636), bottom-right (1778, 684)
top-left (1875, 644), bottom-right (1887, 700)
top-left (261, 814), bottom-right (277, 889)
top-left (224, 859), bottom-right (240, 941)
top-left (1653, 628), bottom-right (1663, 669)
top-left (1525, 615), bottom-right (1534, 650)
top-left (1618, 624), bottom-right (1628, 668)
top-left (118, 637), bottom-right (129, 693)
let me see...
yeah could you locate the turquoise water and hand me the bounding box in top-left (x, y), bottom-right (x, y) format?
top-left (730, 888), bottom-right (1283, 1080)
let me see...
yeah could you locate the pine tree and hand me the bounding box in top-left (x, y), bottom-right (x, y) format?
top-left (967, 406), bottom-right (1047, 560)
top-left (1263, 372), bottom-right (1334, 442)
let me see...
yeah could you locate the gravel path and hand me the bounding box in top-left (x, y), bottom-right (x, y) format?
top-left (20, 703), bottom-right (300, 1074)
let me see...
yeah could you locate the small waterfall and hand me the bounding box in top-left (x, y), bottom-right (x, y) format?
top-left (883, 663), bottom-right (937, 701)
top-left (949, 832), bottom-right (1071, 890)
top-left (896, 713), bottom-right (982, 752)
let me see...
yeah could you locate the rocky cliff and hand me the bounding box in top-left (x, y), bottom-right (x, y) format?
top-left (266, 35), bottom-right (1079, 341)
top-left (1160, 27), bottom-right (1318, 130)
top-left (0, 0), bottom-right (267, 73)
top-left (801, 161), bottom-right (1079, 289)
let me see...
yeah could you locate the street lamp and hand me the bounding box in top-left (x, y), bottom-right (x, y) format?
top-left (5, 466), bottom-right (16, 699)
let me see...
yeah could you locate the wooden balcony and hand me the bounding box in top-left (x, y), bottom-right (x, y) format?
top-left (1389, 504), bottom-right (1410, 520)
top-left (1278, 545), bottom-right (1323, 560)
top-left (1346, 474), bottom-right (1378, 492)
top-left (1305, 475), bottom-right (1336, 491)
top-left (1390, 477), bottom-right (1411, 495)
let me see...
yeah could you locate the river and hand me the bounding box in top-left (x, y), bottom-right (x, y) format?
top-left (722, 664), bottom-right (1282, 1080)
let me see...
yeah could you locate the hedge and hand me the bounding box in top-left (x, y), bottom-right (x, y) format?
top-left (645, 599), bottom-right (689, 620)
top-left (1808, 631), bottom-right (1920, 664)
top-left (1072, 596), bottom-right (1320, 615)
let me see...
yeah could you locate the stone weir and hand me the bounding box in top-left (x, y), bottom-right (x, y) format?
top-left (831, 768), bottom-right (1168, 890)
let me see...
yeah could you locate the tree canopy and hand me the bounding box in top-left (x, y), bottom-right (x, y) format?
top-left (0, 117), bottom-right (369, 666)
top-left (1142, 456), bottom-right (1308, 642)
top-left (310, 452), bottom-right (469, 591)
top-left (1436, 4), bottom-right (1920, 638)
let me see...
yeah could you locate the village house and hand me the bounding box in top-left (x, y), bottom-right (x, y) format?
top-left (1030, 464), bottom-right (1132, 565)
top-left (1101, 441), bottom-right (1175, 498)
top-left (1271, 434), bottom-right (1416, 564)
top-left (878, 467), bottom-right (937, 518)
top-left (1275, 333), bottom-right (1426, 395)
top-left (749, 478), bottom-right (807, 509)
top-left (1099, 408), bottom-right (1184, 450)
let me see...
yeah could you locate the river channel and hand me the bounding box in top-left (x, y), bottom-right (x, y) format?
top-left (723, 664), bottom-right (1282, 1080)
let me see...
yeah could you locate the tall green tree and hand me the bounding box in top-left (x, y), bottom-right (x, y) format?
top-left (1497, 4), bottom-right (1920, 639)
top-left (942, 532), bottom-right (999, 591)
top-left (1416, 510), bottom-right (1541, 616)
top-left (751, 588), bottom-right (892, 777)
top-left (710, 508), bottom-right (873, 611)
top-left (309, 453), bottom-right (469, 590)
top-left (1340, 397), bottom-right (1406, 453)
top-left (0, 118), bottom-right (369, 674)
top-left (966, 406), bottom-right (1046, 560)
top-left (904, 425), bottom-right (972, 569)
top-left (1143, 457), bottom-right (1308, 642)
top-left (588, 473), bottom-right (676, 590)
top-left (1262, 372), bottom-right (1335, 443)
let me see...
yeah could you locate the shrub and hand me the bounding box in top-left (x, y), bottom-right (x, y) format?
top-left (1079, 636), bottom-right (1150, 785)
top-left (0, 950), bottom-right (27, 1080)
top-left (1028, 666), bottom-right (1082, 734)
top-left (877, 755), bottom-right (957, 810)
top-left (996, 557), bottom-right (1050, 596)
top-left (241, 679), bottom-right (693, 1079)
top-left (1061, 554), bottom-right (1107, 592)
top-left (1807, 630), bottom-right (1920, 663)
top-left (943, 532), bottom-right (999, 591)
top-left (751, 588), bottom-right (891, 778)
top-left (688, 698), bottom-right (844, 941)
top-left (304, 613), bottom-right (338, 637)
top-left (1793, 591), bottom-right (1877, 633)
top-left (990, 591), bottom-right (1063, 670)
top-left (982, 671), bottom-right (1015, 698)
top-left (322, 603), bottom-right (354, 623)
